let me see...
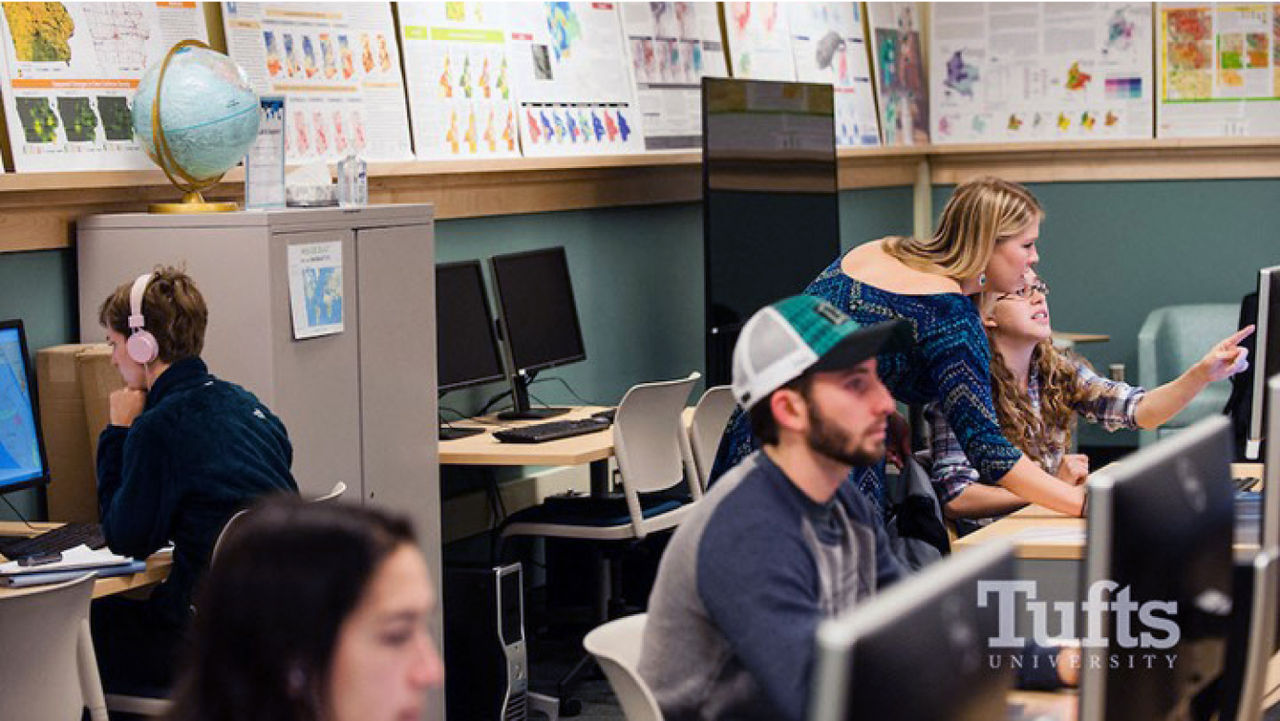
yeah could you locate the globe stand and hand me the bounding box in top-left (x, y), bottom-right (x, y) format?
top-left (146, 39), bottom-right (245, 214)
top-left (150, 190), bottom-right (238, 215)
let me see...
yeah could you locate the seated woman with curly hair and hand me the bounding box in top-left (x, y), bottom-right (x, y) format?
top-left (928, 271), bottom-right (1252, 530)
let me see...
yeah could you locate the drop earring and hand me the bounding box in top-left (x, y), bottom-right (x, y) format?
top-left (978, 273), bottom-right (987, 287)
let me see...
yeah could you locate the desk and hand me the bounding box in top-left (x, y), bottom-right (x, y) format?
top-left (1052, 332), bottom-right (1110, 344)
top-left (0, 522), bottom-right (171, 600)
top-left (954, 462), bottom-right (1264, 560)
top-left (440, 406), bottom-right (617, 497)
top-left (1007, 689), bottom-right (1077, 720)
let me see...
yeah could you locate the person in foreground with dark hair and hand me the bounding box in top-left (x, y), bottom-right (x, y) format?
top-left (166, 497), bottom-right (443, 721)
top-left (639, 295), bottom-right (1075, 721)
top-left (92, 266), bottom-right (298, 694)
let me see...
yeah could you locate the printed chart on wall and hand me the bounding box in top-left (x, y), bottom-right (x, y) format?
top-left (1158, 3), bottom-right (1280, 137)
top-left (788, 2), bottom-right (880, 147)
top-left (723, 2), bottom-right (795, 81)
top-left (929, 3), bottom-right (1153, 144)
top-left (398, 2), bottom-right (519, 160)
top-left (506, 2), bottom-right (644, 157)
top-left (221, 2), bottom-right (412, 163)
top-left (620, 1), bottom-right (726, 150)
top-left (0, 1), bottom-right (209, 172)
top-left (868, 2), bottom-right (929, 145)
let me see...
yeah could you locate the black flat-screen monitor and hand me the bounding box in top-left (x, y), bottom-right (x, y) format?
top-left (436, 261), bottom-right (506, 393)
top-left (1245, 265), bottom-right (1280, 459)
top-left (0, 320), bottom-right (49, 495)
top-left (809, 541), bottom-right (1016, 721)
top-left (702, 77), bottom-right (840, 386)
top-left (1081, 416), bottom-right (1236, 721)
top-left (489, 247), bottom-right (585, 419)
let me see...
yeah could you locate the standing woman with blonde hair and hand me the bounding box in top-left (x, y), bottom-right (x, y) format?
top-left (711, 176), bottom-right (1088, 517)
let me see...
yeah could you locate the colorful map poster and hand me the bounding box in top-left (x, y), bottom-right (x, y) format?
top-left (868, 2), bottom-right (929, 145)
top-left (221, 2), bottom-right (413, 163)
top-left (505, 2), bottom-right (645, 157)
top-left (398, 2), bottom-right (519, 160)
top-left (788, 2), bottom-right (880, 147)
top-left (288, 240), bottom-right (344, 340)
top-left (1158, 3), bottom-right (1280, 137)
top-left (929, 3), bottom-right (1153, 144)
top-left (723, 2), bottom-right (796, 81)
top-left (620, 2), bottom-right (727, 150)
top-left (0, 2), bottom-right (209, 172)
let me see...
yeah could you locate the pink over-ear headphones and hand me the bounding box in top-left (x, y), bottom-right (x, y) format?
top-left (127, 272), bottom-right (160, 365)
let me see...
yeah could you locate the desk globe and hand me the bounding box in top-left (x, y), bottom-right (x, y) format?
top-left (132, 40), bottom-right (260, 213)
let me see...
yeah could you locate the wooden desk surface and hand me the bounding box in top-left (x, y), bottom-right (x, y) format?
top-left (1052, 331), bottom-right (1110, 344)
top-left (953, 463), bottom-right (1265, 560)
top-left (1007, 689), bottom-right (1077, 720)
top-left (0, 521), bottom-right (171, 600)
top-left (439, 406), bottom-right (615, 466)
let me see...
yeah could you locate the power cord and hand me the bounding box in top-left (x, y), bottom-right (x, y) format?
top-left (0, 494), bottom-right (36, 530)
top-left (531, 375), bottom-right (610, 407)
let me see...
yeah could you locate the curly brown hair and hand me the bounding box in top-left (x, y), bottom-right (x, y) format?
top-left (987, 338), bottom-right (1107, 469)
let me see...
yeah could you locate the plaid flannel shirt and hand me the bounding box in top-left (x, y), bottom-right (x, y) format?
top-left (927, 359), bottom-right (1146, 512)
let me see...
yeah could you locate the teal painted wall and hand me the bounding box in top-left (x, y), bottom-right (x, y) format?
top-left (2, 178), bottom-right (1270, 516)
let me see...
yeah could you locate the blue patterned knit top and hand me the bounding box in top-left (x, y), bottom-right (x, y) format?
top-left (710, 256), bottom-right (1024, 516)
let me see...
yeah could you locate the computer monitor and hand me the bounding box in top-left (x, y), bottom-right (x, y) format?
top-left (1214, 548), bottom-right (1278, 721)
top-left (702, 77), bottom-right (839, 386)
top-left (488, 247), bottom-right (586, 420)
top-left (1081, 416), bottom-right (1237, 721)
top-left (436, 261), bottom-right (506, 393)
top-left (809, 541), bottom-right (1016, 721)
top-left (1244, 265), bottom-right (1280, 460)
top-left (0, 319), bottom-right (50, 495)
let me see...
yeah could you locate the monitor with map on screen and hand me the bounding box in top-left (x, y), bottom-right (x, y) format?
top-left (0, 319), bottom-right (49, 496)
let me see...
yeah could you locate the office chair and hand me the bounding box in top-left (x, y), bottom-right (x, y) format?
top-left (500, 372), bottom-right (701, 712)
top-left (0, 573), bottom-right (108, 721)
top-left (311, 480), bottom-right (347, 504)
top-left (1138, 304), bottom-right (1237, 446)
top-left (583, 614), bottom-right (664, 721)
top-left (687, 385), bottom-right (736, 491)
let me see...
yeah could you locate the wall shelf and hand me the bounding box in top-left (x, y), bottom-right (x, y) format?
top-left (1, 137), bottom-right (1277, 253)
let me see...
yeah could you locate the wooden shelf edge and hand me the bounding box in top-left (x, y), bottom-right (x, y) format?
top-left (2, 137), bottom-right (1279, 253)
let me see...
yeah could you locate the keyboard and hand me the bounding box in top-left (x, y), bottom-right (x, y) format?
top-left (591, 408), bottom-right (617, 423)
top-left (493, 417), bottom-right (611, 444)
top-left (1234, 476), bottom-right (1261, 492)
top-left (0, 522), bottom-right (106, 561)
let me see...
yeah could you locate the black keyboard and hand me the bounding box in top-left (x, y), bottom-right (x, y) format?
top-left (0, 523), bottom-right (106, 561)
top-left (493, 417), bottom-right (611, 444)
top-left (1234, 476), bottom-right (1261, 492)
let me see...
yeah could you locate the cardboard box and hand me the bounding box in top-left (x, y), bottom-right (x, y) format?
top-left (36, 345), bottom-right (96, 522)
top-left (77, 345), bottom-right (119, 463)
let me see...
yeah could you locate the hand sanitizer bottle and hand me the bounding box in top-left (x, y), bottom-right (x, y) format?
top-left (337, 153), bottom-right (368, 207)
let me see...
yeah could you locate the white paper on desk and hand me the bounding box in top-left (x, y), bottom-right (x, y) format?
top-left (1012, 528), bottom-right (1087, 544)
top-left (0, 544), bottom-right (132, 576)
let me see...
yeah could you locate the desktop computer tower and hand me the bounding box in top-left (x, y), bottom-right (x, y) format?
top-left (444, 563), bottom-right (529, 721)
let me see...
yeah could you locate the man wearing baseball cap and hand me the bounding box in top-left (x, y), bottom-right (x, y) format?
top-left (637, 295), bottom-right (911, 721)
top-left (637, 295), bottom-right (1069, 721)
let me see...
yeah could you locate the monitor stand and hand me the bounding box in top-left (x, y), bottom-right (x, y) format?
top-left (496, 372), bottom-right (570, 421)
top-left (439, 426), bottom-right (485, 441)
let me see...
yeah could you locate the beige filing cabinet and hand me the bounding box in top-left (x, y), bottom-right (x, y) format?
top-left (77, 206), bottom-right (443, 719)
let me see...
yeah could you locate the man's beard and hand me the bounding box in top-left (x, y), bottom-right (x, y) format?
top-left (805, 402), bottom-right (884, 467)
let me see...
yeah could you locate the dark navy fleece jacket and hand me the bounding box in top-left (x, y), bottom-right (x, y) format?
top-left (96, 357), bottom-right (297, 626)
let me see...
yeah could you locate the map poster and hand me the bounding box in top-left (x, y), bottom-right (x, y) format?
top-left (620, 1), bottom-right (727, 150)
top-left (221, 2), bottom-right (413, 164)
top-left (0, 1), bottom-right (210, 172)
top-left (398, 2), bottom-right (520, 160)
top-left (788, 2), bottom-right (880, 147)
top-left (868, 2), bottom-right (929, 145)
top-left (1158, 3), bottom-right (1280, 137)
top-left (288, 241), bottom-right (344, 340)
top-left (723, 2), bottom-right (796, 81)
top-left (929, 3), bottom-right (1153, 144)
top-left (506, 2), bottom-right (645, 157)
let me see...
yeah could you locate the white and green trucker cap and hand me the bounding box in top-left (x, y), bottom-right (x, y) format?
top-left (731, 295), bottom-right (909, 410)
